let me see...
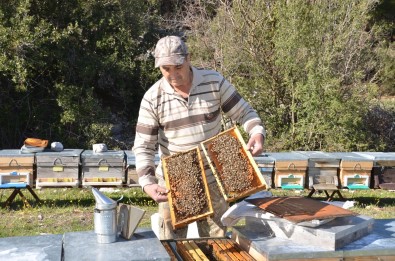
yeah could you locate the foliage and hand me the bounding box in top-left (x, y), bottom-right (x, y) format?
top-left (0, 0), bottom-right (160, 149)
top-left (185, 0), bottom-right (394, 152)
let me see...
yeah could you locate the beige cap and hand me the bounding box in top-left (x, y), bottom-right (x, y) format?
top-left (154, 36), bottom-right (188, 68)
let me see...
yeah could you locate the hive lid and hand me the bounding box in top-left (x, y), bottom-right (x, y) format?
top-left (330, 152), bottom-right (370, 161)
top-left (353, 152), bottom-right (395, 166)
top-left (82, 150), bottom-right (124, 159)
top-left (253, 154), bottom-right (275, 165)
top-left (92, 187), bottom-right (117, 209)
top-left (266, 152), bottom-right (309, 162)
top-left (0, 149), bottom-right (35, 157)
top-left (295, 151), bottom-right (341, 162)
top-left (124, 151), bottom-right (160, 166)
top-left (0, 150), bottom-right (34, 157)
top-left (36, 149), bottom-right (83, 157)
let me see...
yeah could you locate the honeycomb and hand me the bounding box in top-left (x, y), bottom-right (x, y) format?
top-left (163, 148), bottom-right (212, 228)
top-left (202, 127), bottom-right (267, 202)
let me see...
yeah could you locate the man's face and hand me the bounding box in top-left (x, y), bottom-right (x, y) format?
top-left (159, 56), bottom-right (190, 88)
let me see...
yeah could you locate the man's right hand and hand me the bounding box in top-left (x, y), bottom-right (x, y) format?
top-left (144, 184), bottom-right (169, 203)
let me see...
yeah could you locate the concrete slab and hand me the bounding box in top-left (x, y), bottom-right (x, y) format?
top-left (63, 229), bottom-right (170, 261)
top-left (232, 219), bottom-right (395, 260)
top-left (0, 234), bottom-right (63, 261)
top-left (244, 215), bottom-right (374, 250)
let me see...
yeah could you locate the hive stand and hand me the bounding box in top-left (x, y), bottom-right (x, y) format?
top-left (307, 176), bottom-right (344, 201)
top-left (0, 183), bottom-right (40, 208)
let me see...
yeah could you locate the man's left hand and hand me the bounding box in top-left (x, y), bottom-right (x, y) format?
top-left (246, 133), bottom-right (264, 156)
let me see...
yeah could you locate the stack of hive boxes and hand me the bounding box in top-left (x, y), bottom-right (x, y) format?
top-left (81, 150), bottom-right (125, 186)
top-left (35, 149), bottom-right (83, 188)
top-left (334, 152), bottom-right (374, 190)
top-left (296, 151), bottom-right (341, 189)
top-left (0, 150), bottom-right (34, 187)
top-left (124, 151), bottom-right (160, 187)
top-left (253, 153), bottom-right (275, 188)
top-left (268, 152), bottom-right (308, 189)
top-left (355, 152), bottom-right (395, 190)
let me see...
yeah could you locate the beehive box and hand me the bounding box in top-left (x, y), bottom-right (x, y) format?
top-left (253, 154), bottom-right (275, 188)
top-left (354, 152), bottom-right (395, 189)
top-left (36, 149), bottom-right (83, 188)
top-left (124, 151), bottom-right (160, 187)
top-left (0, 150), bottom-right (34, 186)
top-left (374, 168), bottom-right (395, 190)
top-left (81, 150), bottom-right (125, 186)
top-left (296, 151), bottom-right (341, 188)
top-left (332, 152), bottom-right (374, 190)
top-left (268, 152), bottom-right (308, 189)
top-left (201, 127), bottom-right (267, 202)
top-left (162, 148), bottom-right (213, 229)
top-left (355, 152), bottom-right (395, 167)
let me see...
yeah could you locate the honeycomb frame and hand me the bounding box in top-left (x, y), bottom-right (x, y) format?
top-left (162, 147), bottom-right (214, 229)
top-left (201, 126), bottom-right (267, 202)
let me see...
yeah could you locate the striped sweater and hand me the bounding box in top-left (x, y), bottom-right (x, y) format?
top-left (133, 66), bottom-right (265, 188)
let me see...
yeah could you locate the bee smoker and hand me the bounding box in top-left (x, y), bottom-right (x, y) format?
top-left (92, 187), bottom-right (118, 243)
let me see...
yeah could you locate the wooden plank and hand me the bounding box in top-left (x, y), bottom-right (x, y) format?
top-left (182, 241), bottom-right (203, 261)
top-left (217, 239), bottom-right (244, 261)
top-left (187, 240), bottom-right (209, 261)
top-left (275, 160), bottom-right (308, 170)
top-left (340, 160), bottom-right (373, 169)
top-left (0, 156), bottom-right (34, 165)
top-left (212, 239), bottom-right (238, 261)
top-left (175, 241), bottom-right (195, 261)
top-left (161, 241), bottom-right (178, 261)
top-left (224, 239), bottom-right (255, 261)
top-left (0, 167), bottom-right (34, 174)
top-left (207, 239), bottom-right (232, 261)
top-left (312, 184), bottom-right (339, 191)
top-left (231, 233), bottom-right (267, 261)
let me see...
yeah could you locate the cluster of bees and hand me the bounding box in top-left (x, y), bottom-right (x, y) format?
top-left (209, 133), bottom-right (254, 195)
top-left (165, 150), bottom-right (209, 221)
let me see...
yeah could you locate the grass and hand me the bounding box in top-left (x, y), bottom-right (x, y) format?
top-left (0, 187), bottom-right (394, 238)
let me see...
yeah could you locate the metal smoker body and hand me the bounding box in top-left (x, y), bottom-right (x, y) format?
top-left (92, 187), bottom-right (118, 243)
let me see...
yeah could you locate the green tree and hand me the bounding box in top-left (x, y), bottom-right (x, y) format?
top-left (186, 0), bottom-right (393, 151)
top-left (0, 0), bottom-right (160, 149)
